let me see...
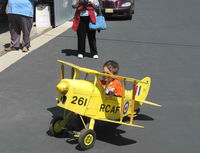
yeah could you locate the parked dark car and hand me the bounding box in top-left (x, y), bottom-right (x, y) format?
top-left (99, 0), bottom-right (135, 20)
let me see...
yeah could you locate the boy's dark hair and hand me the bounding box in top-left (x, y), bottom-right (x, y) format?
top-left (103, 60), bottom-right (119, 75)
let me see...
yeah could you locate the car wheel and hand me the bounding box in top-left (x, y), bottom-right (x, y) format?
top-left (127, 10), bottom-right (133, 20)
top-left (127, 14), bottom-right (132, 20)
top-left (49, 117), bottom-right (64, 137)
top-left (132, 9), bottom-right (134, 14)
top-left (78, 129), bottom-right (96, 150)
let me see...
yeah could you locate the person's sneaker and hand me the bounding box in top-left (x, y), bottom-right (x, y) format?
top-left (77, 54), bottom-right (83, 59)
top-left (93, 54), bottom-right (99, 59)
top-left (22, 47), bottom-right (29, 52)
top-left (4, 47), bottom-right (19, 51)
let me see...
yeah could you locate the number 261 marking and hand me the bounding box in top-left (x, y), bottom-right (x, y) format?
top-left (71, 96), bottom-right (88, 106)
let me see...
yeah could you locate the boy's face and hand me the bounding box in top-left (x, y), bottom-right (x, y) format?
top-left (102, 66), bottom-right (114, 82)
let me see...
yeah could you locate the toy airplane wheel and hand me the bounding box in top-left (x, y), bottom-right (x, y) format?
top-left (135, 108), bottom-right (140, 116)
top-left (49, 117), bottom-right (64, 136)
top-left (78, 129), bottom-right (96, 150)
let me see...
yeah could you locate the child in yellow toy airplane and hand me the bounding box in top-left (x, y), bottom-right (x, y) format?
top-left (72, 60), bottom-right (123, 135)
top-left (99, 60), bottom-right (123, 97)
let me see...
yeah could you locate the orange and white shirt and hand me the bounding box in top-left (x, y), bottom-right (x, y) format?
top-left (99, 79), bottom-right (123, 97)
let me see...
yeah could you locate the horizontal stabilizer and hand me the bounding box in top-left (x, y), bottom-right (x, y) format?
top-left (136, 99), bottom-right (161, 107)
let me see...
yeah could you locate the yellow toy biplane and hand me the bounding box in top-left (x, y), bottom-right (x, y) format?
top-left (49, 60), bottom-right (161, 150)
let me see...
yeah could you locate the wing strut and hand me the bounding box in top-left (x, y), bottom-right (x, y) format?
top-left (60, 64), bottom-right (64, 80)
top-left (120, 79), bottom-right (126, 122)
top-left (130, 80), bottom-right (136, 124)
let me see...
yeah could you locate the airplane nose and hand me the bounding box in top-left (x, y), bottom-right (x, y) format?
top-left (56, 82), bottom-right (69, 94)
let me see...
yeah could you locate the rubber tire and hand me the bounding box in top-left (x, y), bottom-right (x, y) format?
top-left (49, 117), bottom-right (64, 137)
top-left (127, 14), bottom-right (132, 20)
top-left (78, 129), bottom-right (96, 150)
top-left (135, 108), bottom-right (140, 115)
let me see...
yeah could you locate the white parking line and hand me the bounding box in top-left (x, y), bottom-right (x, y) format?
top-left (0, 21), bottom-right (72, 72)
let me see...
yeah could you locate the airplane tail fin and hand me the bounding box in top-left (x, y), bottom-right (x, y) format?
top-left (135, 77), bottom-right (151, 101)
top-left (135, 77), bottom-right (161, 107)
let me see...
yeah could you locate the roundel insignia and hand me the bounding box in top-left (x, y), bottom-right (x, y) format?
top-left (123, 101), bottom-right (129, 114)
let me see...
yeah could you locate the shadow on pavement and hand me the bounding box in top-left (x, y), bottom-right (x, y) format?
top-left (61, 49), bottom-right (93, 58)
top-left (134, 114), bottom-right (154, 121)
top-left (47, 106), bottom-right (64, 118)
top-left (4, 43), bottom-right (9, 47)
top-left (95, 126), bottom-right (137, 146)
top-left (61, 49), bottom-right (77, 57)
top-left (47, 106), bottom-right (137, 149)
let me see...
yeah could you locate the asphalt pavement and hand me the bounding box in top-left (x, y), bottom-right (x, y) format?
top-left (0, 0), bottom-right (200, 153)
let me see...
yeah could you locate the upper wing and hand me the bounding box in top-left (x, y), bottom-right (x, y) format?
top-left (57, 60), bottom-right (99, 74)
top-left (57, 60), bottom-right (144, 83)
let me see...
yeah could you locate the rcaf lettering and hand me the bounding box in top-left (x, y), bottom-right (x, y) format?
top-left (100, 104), bottom-right (120, 113)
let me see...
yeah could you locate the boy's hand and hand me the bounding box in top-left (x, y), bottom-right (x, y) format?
top-left (105, 87), bottom-right (115, 95)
